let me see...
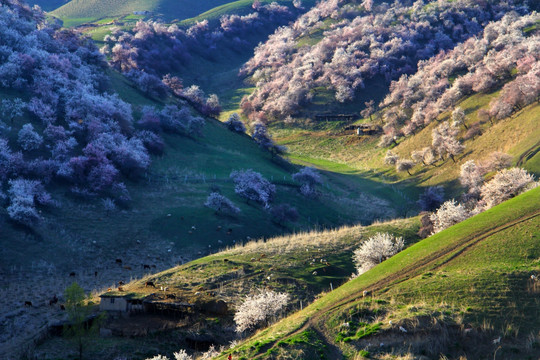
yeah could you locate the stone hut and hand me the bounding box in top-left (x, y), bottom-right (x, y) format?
top-left (99, 292), bottom-right (144, 315)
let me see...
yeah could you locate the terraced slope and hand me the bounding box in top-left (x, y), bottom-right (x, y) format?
top-left (222, 187), bottom-right (540, 360)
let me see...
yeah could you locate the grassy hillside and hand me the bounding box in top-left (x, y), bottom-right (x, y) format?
top-left (221, 186), bottom-right (540, 360)
top-left (34, 216), bottom-right (421, 359)
top-left (52, 0), bottom-right (233, 24)
top-left (0, 70), bottom-right (403, 358)
top-left (268, 92), bottom-right (540, 202)
top-left (30, 0), bottom-right (69, 12)
top-left (51, 0), bottom-right (310, 26)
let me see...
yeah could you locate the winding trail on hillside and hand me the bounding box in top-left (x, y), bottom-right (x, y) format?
top-left (251, 209), bottom-right (540, 359)
top-left (516, 140), bottom-right (540, 167)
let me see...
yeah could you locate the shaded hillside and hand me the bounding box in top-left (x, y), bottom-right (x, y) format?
top-left (0, 2), bottom-right (402, 357)
top-left (34, 217), bottom-right (421, 359)
top-left (221, 186), bottom-right (540, 360)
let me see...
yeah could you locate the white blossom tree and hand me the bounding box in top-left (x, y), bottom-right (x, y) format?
top-left (292, 167), bottom-right (322, 197)
top-left (384, 150), bottom-right (399, 165)
top-left (224, 113), bottom-right (246, 133)
top-left (460, 160), bottom-right (483, 195)
top-left (451, 107), bottom-right (468, 129)
top-left (18, 123), bottom-right (43, 151)
top-left (234, 290), bottom-right (289, 333)
top-left (396, 159), bottom-right (415, 175)
top-left (204, 192), bottom-right (241, 215)
top-left (353, 233), bottom-right (404, 276)
top-left (430, 200), bottom-right (470, 233)
top-left (480, 168), bottom-right (535, 209)
top-left (230, 169), bottom-right (275, 207)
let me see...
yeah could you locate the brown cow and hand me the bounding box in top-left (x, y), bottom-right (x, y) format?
top-left (69, 272), bottom-right (76, 277)
top-left (145, 281), bottom-right (156, 288)
top-left (24, 301), bottom-right (32, 307)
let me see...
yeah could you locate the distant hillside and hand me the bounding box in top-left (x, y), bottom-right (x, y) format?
top-left (50, 0), bottom-right (310, 25)
top-left (30, 0), bottom-right (69, 12)
top-left (52, 0), bottom-right (232, 23)
top-left (221, 186), bottom-right (540, 360)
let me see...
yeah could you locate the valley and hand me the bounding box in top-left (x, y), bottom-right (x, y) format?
top-left (0, 0), bottom-right (539, 359)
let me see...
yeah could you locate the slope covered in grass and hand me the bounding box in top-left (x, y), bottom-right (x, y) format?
top-left (34, 216), bottom-right (421, 359)
top-left (51, 0), bottom-right (310, 25)
top-left (222, 187), bottom-right (540, 360)
top-left (51, 0), bottom-right (233, 23)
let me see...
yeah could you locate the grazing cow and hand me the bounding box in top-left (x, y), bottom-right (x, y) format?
top-left (24, 301), bottom-right (32, 307)
top-left (49, 295), bottom-right (58, 306)
top-left (107, 288), bottom-right (112, 292)
top-left (118, 286), bottom-right (124, 292)
top-left (60, 304), bottom-right (65, 310)
top-left (118, 281), bottom-right (125, 286)
top-left (143, 264), bottom-right (151, 270)
top-left (115, 258), bottom-right (122, 265)
top-left (145, 281), bottom-right (156, 288)
top-left (69, 272), bottom-right (76, 277)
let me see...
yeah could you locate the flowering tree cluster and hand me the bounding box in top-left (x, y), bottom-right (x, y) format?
top-left (353, 232), bottom-right (404, 276)
top-left (145, 350), bottom-right (193, 360)
top-left (269, 203), bottom-right (299, 225)
top-left (204, 192), bottom-right (241, 216)
top-left (240, 0), bottom-right (526, 122)
top-left (224, 113), bottom-right (246, 133)
top-left (429, 167), bottom-right (536, 233)
top-left (234, 290), bottom-right (289, 333)
top-left (393, 120), bottom-right (465, 174)
top-left (292, 166), bottom-right (321, 197)
top-left (430, 200), bottom-right (470, 234)
top-left (251, 122), bottom-right (286, 157)
top-left (100, 2), bottom-right (302, 116)
top-left (230, 169), bottom-right (276, 207)
top-left (417, 186), bottom-right (444, 212)
top-left (381, 12), bottom-right (540, 140)
top-left (7, 178), bottom-right (52, 226)
top-left (0, 1), bottom-right (197, 220)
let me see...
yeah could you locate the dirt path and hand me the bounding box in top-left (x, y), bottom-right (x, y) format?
top-left (249, 210), bottom-right (540, 358)
top-left (516, 141), bottom-right (540, 167)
